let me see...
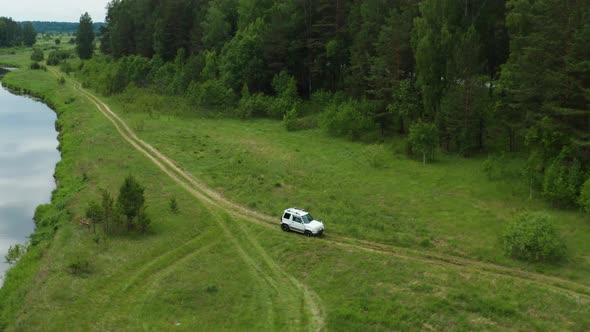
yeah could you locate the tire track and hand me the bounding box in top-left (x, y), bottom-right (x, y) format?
top-left (55, 70), bottom-right (590, 328)
top-left (66, 73), bottom-right (590, 303)
top-left (60, 73), bottom-right (324, 331)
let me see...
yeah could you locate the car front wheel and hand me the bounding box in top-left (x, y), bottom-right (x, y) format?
top-left (304, 230), bottom-right (313, 237)
top-left (281, 224), bottom-right (290, 232)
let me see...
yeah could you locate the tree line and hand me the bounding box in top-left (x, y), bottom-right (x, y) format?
top-left (0, 17), bottom-right (36, 47)
top-left (70, 0), bottom-right (590, 208)
top-left (20, 21), bottom-right (104, 34)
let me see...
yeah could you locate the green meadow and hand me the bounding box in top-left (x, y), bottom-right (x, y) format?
top-left (105, 88), bottom-right (590, 284)
top-left (0, 48), bottom-right (589, 330)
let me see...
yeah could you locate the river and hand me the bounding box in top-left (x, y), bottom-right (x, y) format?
top-left (0, 70), bottom-right (60, 286)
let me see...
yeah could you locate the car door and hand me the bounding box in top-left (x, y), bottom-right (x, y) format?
top-left (291, 215), bottom-right (305, 233)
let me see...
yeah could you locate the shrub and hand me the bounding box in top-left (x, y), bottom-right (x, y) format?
top-left (169, 197), bottom-right (179, 213)
top-left (578, 177), bottom-right (590, 214)
top-left (60, 61), bottom-right (73, 74)
top-left (4, 244), bottom-right (27, 265)
top-left (118, 175), bottom-right (146, 232)
top-left (136, 207), bottom-right (151, 233)
top-left (86, 201), bottom-right (103, 224)
top-left (407, 121), bottom-right (438, 164)
top-left (272, 71), bottom-right (298, 100)
top-left (187, 80), bottom-right (234, 109)
top-left (67, 254), bottom-right (91, 276)
top-left (283, 106), bottom-right (298, 131)
top-left (30, 48), bottom-right (44, 61)
top-left (320, 101), bottom-right (374, 140)
top-left (30, 62), bottom-right (41, 70)
top-left (543, 153), bottom-right (584, 206)
top-left (502, 212), bottom-right (566, 262)
top-left (57, 76), bottom-right (66, 85)
top-left (268, 97), bottom-right (294, 119)
top-left (46, 49), bottom-right (72, 66)
top-left (235, 92), bottom-right (272, 118)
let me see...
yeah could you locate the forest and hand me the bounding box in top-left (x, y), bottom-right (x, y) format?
top-left (74, 0), bottom-right (590, 209)
top-left (21, 21), bottom-right (105, 34)
top-left (0, 17), bottom-right (36, 47)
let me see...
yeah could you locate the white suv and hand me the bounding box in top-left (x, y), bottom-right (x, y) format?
top-left (280, 208), bottom-right (324, 237)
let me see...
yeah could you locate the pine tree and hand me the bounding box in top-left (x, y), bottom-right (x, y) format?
top-left (22, 22), bottom-right (36, 47)
top-left (76, 12), bottom-right (95, 60)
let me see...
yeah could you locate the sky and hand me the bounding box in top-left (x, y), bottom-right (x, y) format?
top-left (1, 0), bottom-right (108, 22)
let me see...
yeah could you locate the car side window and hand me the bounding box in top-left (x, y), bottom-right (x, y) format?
top-left (293, 216), bottom-right (302, 223)
top-left (283, 213), bottom-right (291, 219)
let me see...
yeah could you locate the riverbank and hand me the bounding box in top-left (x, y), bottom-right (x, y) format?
top-left (0, 80), bottom-right (59, 287)
top-left (0, 71), bottom-right (70, 328)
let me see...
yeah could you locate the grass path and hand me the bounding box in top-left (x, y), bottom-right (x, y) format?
top-left (51, 70), bottom-right (324, 330)
top-left (49, 68), bottom-right (590, 322)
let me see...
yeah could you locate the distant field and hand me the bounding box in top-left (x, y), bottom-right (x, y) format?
top-left (0, 49), bottom-right (589, 330)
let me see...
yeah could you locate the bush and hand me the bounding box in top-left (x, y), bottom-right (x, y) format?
top-left (60, 61), bottom-right (73, 74)
top-left (272, 71), bottom-right (298, 100)
top-left (118, 175), bottom-right (146, 232)
top-left (46, 49), bottom-right (72, 66)
top-left (542, 153), bottom-right (584, 206)
top-left (407, 121), bottom-right (438, 164)
top-left (67, 254), bottom-right (91, 276)
top-left (283, 106), bottom-right (298, 131)
top-left (30, 48), bottom-right (44, 61)
top-left (186, 80), bottom-right (234, 109)
top-left (320, 101), bottom-right (374, 140)
top-left (47, 50), bottom-right (73, 66)
top-left (4, 244), bottom-right (27, 265)
top-left (169, 197), bottom-right (179, 213)
top-left (136, 207), bottom-right (151, 233)
top-left (30, 62), bottom-right (41, 70)
top-left (502, 212), bottom-right (566, 262)
top-left (267, 97), bottom-right (291, 118)
top-left (235, 93), bottom-right (272, 118)
top-left (578, 177), bottom-right (590, 214)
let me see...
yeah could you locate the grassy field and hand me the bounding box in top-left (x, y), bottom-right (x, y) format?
top-left (0, 48), bottom-right (589, 330)
top-left (103, 89), bottom-right (590, 284)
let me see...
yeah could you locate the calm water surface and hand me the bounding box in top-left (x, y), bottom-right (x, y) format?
top-left (0, 78), bottom-right (59, 285)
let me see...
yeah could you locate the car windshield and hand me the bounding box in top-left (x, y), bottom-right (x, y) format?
top-left (302, 214), bottom-right (314, 224)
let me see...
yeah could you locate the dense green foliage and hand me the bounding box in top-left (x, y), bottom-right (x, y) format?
top-left (0, 17), bottom-right (37, 47)
top-left (21, 23), bottom-right (36, 47)
top-left (4, 244), bottom-right (27, 265)
top-left (85, 176), bottom-right (151, 234)
top-left (76, 13), bottom-right (95, 60)
top-left (117, 175), bottom-right (149, 232)
top-left (21, 21), bottom-right (104, 33)
top-left (82, 0), bottom-right (590, 207)
top-left (579, 177), bottom-right (590, 214)
top-left (46, 49), bottom-right (73, 66)
top-left (503, 212), bottom-right (567, 262)
top-left (30, 48), bottom-right (44, 62)
top-left (408, 121), bottom-right (438, 164)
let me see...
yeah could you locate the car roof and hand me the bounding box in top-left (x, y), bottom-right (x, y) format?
top-left (284, 207), bottom-right (308, 216)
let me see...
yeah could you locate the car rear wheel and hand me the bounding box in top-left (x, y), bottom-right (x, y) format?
top-left (304, 230), bottom-right (313, 237)
top-left (281, 224), bottom-right (290, 232)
